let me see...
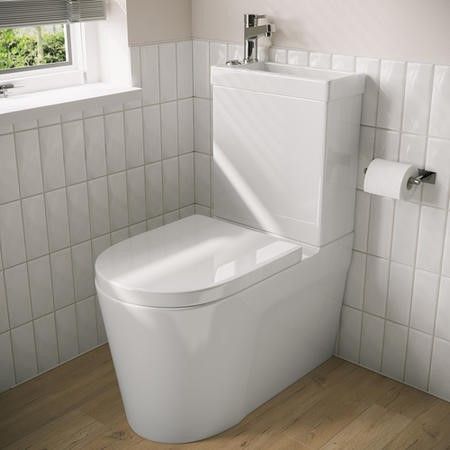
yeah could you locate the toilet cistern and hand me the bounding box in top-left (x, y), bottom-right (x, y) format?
top-left (243, 14), bottom-right (274, 64)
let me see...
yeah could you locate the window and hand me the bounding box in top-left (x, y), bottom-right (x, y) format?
top-left (0, 0), bottom-right (106, 95)
top-left (0, 24), bottom-right (70, 73)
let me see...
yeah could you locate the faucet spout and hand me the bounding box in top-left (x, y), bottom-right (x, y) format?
top-left (243, 14), bottom-right (275, 64)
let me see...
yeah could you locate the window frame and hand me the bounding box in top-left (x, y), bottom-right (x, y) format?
top-left (0, 21), bottom-right (99, 95)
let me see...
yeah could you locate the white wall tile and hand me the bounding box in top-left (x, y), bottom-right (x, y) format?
top-left (76, 297), bottom-right (98, 353)
top-left (71, 241), bottom-right (95, 301)
top-left (416, 206), bottom-right (446, 273)
top-left (344, 251), bottom-right (366, 309)
top-left (399, 133), bottom-right (427, 169)
top-left (368, 196), bottom-right (394, 259)
top-left (194, 98), bottom-right (211, 154)
top-left (0, 276), bottom-right (9, 334)
top-left (195, 153), bottom-right (211, 208)
top-left (92, 234), bottom-right (111, 262)
top-left (227, 44), bottom-right (243, 62)
top-left (430, 338), bottom-right (450, 401)
top-left (377, 60), bottom-right (406, 131)
top-left (67, 183), bottom-right (91, 245)
top-left (364, 255), bottom-right (389, 317)
top-left (95, 297), bottom-right (107, 345)
top-left (332, 54), bottom-right (355, 72)
top-left (357, 127), bottom-right (375, 190)
top-left (391, 201), bottom-right (420, 266)
top-left (108, 172), bottom-right (129, 231)
top-left (178, 99), bottom-right (194, 155)
top-left (269, 48), bottom-right (287, 64)
top-left (374, 129), bottom-right (400, 161)
top-left (28, 256), bottom-right (53, 319)
top-left (55, 305), bottom-right (78, 362)
top-left (382, 321), bottom-right (408, 381)
top-left (422, 138), bottom-right (450, 209)
top-left (50, 248), bottom-right (74, 310)
top-left (0, 134), bottom-right (20, 204)
top-left (11, 322), bottom-right (37, 383)
top-left (143, 105), bottom-right (162, 163)
top-left (88, 178), bottom-right (110, 238)
top-left (435, 276), bottom-right (450, 342)
top-left (429, 66), bottom-right (450, 139)
top-left (4, 264), bottom-right (31, 328)
top-left (45, 189), bottom-right (70, 252)
top-left (111, 228), bottom-right (129, 245)
top-left (159, 43), bottom-right (177, 103)
top-left (309, 52), bottom-right (331, 69)
top-left (164, 210), bottom-right (179, 224)
top-left (145, 163), bottom-right (163, 218)
top-left (161, 102), bottom-right (178, 159)
top-left (162, 158), bottom-right (179, 213)
top-left (127, 166), bottom-right (146, 224)
top-left (129, 221), bottom-right (146, 237)
top-left (386, 262), bottom-right (413, 326)
top-left (355, 57), bottom-right (380, 127)
top-left (84, 116), bottom-right (107, 180)
top-left (193, 40), bottom-right (210, 99)
top-left (0, 201), bottom-right (26, 267)
top-left (39, 125), bottom-right (65, 191)
top-left (177, 41), bottom-right (193, 99)
top-left (62, 121), bottom-right (86, 185)
top-left (34, 313), bottom-right (59, 372)
top-left (22, 195), bottom-right (49, 260)
top-left (353, 190), bottom-right (370, 252)
top-left (209, 41), bottom-right (227, 66)
top-left (405, 328), bottom-right (433, 390)
top-left (403, 63), bottom-right (433, 134)
top-left (360, 313), bottom-right (385, 371)
top-left (287, 50), bottom-right (308, 66)
top-left (179, 153), bottom-right (195, 208)
top-left (339, 306), bottom-right (362, 362)
top-left (124, 108), bottom-right (144, 169)
top-left (443, 214), bottom-right (450, 277)
top-left (140, 45), bottom-right (160, 105)
top-left (104, 112), bottom-right (126, 173)
top-left (15, 129), bottom-right (43, 197)
top-left (410, 269), bottom-right (440, 334)
top-left (0, 332), bottom-right (15, 392)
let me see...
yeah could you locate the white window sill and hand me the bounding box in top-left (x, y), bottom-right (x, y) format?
top-left (0, 83), bottom-right (142, 125)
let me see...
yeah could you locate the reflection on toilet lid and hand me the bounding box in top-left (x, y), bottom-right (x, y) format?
top-left (95, 215), bottom-right (302, 308)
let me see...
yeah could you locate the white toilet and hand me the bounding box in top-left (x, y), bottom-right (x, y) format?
top-left (96, 62), bottom-right (365, 443)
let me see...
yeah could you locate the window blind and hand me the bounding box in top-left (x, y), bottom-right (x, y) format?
top-left (0, 0), bottom-right (106, 28)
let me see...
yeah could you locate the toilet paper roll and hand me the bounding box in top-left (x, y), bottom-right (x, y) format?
top-left (364, 158), bottom-right (418, 200)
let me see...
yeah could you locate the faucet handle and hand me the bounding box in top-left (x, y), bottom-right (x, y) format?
top-left (244, 14), bottom-right (266, 27)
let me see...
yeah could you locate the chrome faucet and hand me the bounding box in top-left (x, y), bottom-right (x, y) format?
top-left (244, 14), bottom-right (274, 64)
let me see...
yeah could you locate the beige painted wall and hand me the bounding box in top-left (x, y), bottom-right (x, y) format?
top-left (192, 0), bottom-right (450, 64)
top-left (127, 0), bottom-right (192, 45)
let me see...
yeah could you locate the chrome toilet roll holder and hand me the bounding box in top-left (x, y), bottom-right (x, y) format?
top-left (364, 166), bottom-right (437, 190)
top-left (407, 169), bottom-right (437, 189)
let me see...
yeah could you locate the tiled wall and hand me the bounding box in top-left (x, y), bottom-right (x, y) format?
top-left (0, 40), bottom-right (196, 392)
top-left (192, 40), bottom-right (450, 402)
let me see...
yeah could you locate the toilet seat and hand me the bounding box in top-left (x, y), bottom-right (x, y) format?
top-left (95, 215), bottom-right (302, 308)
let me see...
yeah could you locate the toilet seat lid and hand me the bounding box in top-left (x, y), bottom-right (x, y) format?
top-left (95, 215), bottom-right (302, 308)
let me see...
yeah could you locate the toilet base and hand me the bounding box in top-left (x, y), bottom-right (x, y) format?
top-left (98, 233), bottom-right (353, 444)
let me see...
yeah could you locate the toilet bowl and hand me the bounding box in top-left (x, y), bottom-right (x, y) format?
top-left (96, 62), bottom-right (364, 443)
top-left (96, 215), bottom-right (353, 443)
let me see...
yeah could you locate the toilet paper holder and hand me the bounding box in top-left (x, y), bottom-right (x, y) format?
top-left (363, 167), bottom-right (436, 189)
top-left (407, 169), bottom-right (437, 189)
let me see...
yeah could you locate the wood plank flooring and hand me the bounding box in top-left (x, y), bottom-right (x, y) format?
top-left (1, 345), bottom-right (450, 449)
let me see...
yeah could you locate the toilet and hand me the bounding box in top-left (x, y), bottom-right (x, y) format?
top-left (96, 62), bottom-right (365, 443)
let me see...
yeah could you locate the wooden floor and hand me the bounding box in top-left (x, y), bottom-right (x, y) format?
top-left (1, 346), bottom-right (450, 449)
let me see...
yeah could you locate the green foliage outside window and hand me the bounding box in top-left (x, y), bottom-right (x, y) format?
top-left (0, 26), bottom-right (67, 71)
